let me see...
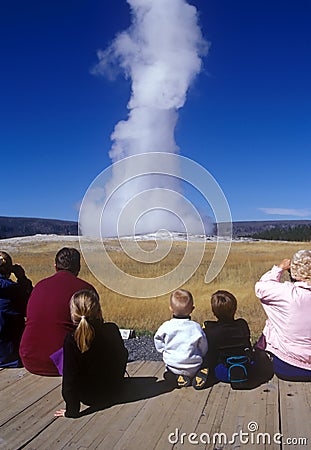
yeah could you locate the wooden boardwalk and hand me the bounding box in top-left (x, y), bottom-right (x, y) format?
top-left (0, 361), bottom-right (310, 450)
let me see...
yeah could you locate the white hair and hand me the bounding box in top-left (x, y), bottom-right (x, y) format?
top-left (290, 250), bottom-right (311, 282)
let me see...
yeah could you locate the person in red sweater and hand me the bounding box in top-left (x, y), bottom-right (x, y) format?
top-left (20, 247), bottom-right (96, 376)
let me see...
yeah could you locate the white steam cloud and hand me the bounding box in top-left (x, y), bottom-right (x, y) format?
top-left (81, 0), bottom-right (209, 237)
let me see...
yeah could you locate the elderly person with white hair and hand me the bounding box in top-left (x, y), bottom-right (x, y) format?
top-left (255, 250), bottom-right (311, 381)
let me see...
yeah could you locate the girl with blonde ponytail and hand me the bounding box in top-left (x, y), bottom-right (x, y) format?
top-left (55, 290), bottom-right (128, 418)
top-left (71, 290), bottom-right (101, 353)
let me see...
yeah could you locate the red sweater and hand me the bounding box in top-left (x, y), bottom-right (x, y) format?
top-left (20, 271), bottom-right (95, 376)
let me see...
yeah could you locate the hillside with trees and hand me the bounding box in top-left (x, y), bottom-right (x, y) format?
top-left (251, 225), bottom-right (311, 241)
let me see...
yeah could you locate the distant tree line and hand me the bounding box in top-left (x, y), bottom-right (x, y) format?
top-left (0, 217), bottom-right (78, 239)
top-left (251, 225), bottom-right (311, 242)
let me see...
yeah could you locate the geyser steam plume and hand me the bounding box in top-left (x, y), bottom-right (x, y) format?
top-left (81, 0), bottom-right (209, 237)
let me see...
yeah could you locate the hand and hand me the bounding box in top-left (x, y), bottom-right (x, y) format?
top-left (11, 264), bottom-right (26, 279)
top-left (278, 259), bottom-right (291, 271)
top-left (54, 409), bottom-right (66, 417)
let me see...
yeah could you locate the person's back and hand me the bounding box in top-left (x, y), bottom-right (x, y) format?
top-left (20, 248), bottom-right (95, 376)
top-left (0, 252), bottom-right (33, 368)
top-left (203, 290), bottom-right (252, 385)
top-left (255, 252), bottom-right (311, 380)
top-left (154, 289), bottom-right (208, 388)
top-left (203, 317), bottom-right (251, 370)
top-left (55, 290), bottom-right (128, 418)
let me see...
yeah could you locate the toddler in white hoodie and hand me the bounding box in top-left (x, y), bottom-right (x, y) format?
top-left (154, 289), bottom-right (208, 388)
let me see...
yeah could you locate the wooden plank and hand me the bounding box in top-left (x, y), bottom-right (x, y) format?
top-left (173, 377), bottom-right (279, 450)
top-left (126, 360), bottom-right (146, 376)
top-left (153, 384), bottom-right (217, 450)
top-left (203, 377), bottom-right (280, 450)
top-left (194, 382), bottom-right (231, 436)
top-left (61, 361), bottom-right (165, 450)
top-left (2, 360), bottom-right (311, 450)
top-left (22, 361), bottom-right (163, 450)
top-left (21, 415), bottom-right (95, 450)
top-left (160, 389), bottom-right (214, 450)
top-left (0, 367), bottom-right (29, 391)
top-left (0, 372), bottom-right (61, 426)
top-left (107, 365), bottom-right (188, 450)
top-left (0, 385), bottom-right (63, 450)
top-left (172, 382), bottom-right (231, 450)
top-left (2, 360), bottom-right (145, 450)
top-left (279, 379), bottom-right (311, 450)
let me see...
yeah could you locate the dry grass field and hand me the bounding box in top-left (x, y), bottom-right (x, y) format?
top-left (3, 236), bottom-right (311, 342)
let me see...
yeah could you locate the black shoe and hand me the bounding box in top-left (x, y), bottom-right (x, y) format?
top-left (176, 374), bottom-right (192, 388)
top-left (192, 368), bottom-right (209, 390)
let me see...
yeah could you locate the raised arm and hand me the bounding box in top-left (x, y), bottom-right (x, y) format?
top-left (255, 259), bottom-right (292, 303)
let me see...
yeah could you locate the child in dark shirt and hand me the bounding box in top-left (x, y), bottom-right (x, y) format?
top-left (203, 290), bottom-right (253, 385)
top-left (54, 290), bottom-right (128, 418)
top-left (0, 251), bottom-right (33, 368)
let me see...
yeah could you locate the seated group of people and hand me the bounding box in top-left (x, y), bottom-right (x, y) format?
top-left (0, 247), bottom-right (310, 418)
top-left (0, 248), bottom-right (128, 417)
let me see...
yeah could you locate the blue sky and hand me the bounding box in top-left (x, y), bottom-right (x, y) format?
top-left (1, 0), bottom-right (310, 223)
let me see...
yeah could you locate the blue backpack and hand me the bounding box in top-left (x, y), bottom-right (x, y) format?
top-left (226, 355), bottom-right (250, 383)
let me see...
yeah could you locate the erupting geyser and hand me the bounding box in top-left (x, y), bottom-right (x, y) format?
top-left (80, 0), bottom-right (209, 237)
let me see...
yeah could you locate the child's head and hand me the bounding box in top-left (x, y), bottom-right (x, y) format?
top-left (0, 251), bottom-right (13, 278)
top-left (211, 290), bottom-right (237, 321)
top-left (170, 289), bottom-right (194, 317)
top-left (70, 290), bottom-right (102, 353)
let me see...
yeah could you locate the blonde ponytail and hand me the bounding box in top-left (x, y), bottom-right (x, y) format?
top-left (70, 290), bottom-right (102, 353)
top-left (74, 317), bottom-right (95, 353)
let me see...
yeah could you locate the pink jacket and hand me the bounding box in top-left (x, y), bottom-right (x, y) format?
top-left (255, 265), bottom-right (311, 370)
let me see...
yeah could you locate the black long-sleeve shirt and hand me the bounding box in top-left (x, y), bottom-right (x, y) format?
top-left (62, 320), bottom-right (128, 418)
top-left (203, 318), bottom-right (252, 369)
